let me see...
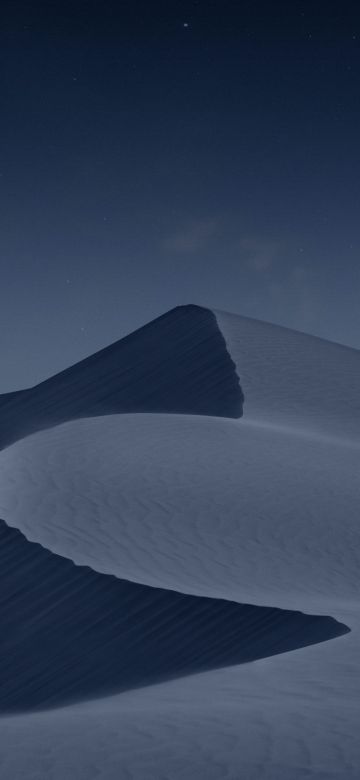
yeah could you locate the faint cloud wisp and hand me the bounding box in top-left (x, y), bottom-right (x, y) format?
top-left (162, 219), bottom-right (220, 254)
top-left (239, 237), bottom-right (280, 272)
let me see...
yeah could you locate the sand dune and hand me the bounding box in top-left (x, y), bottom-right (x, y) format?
top-left (0, 305), bottom-right (359, 778)
top-left (0, 305), bottom-right (242, 450)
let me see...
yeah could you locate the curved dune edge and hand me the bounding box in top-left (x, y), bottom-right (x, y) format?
top-left (0, 517), bottom-right (349, 714)
top-left (2, 412), bottom-right (360, 612)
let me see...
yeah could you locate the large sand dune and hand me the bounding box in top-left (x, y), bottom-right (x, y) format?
top-left (0, 305), bottom-right (359, 778)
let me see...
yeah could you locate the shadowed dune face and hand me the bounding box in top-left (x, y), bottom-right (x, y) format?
top-left (0, 519), bottom-right (349, 713)
top-left (0, 306), bottom-right (243, 450)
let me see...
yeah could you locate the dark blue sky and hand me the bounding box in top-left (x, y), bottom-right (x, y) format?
top-left (1, 0), bottom-right (360, 390)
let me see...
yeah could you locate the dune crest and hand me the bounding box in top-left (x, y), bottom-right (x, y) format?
top-left (0, 305), bottom-right (243, 450)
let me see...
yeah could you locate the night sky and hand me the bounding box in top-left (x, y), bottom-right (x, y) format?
top-left (1, 0), bottom-right (360, 391)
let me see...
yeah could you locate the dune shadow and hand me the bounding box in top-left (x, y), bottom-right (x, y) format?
top-left (0, 306), bottom-right (243, 450)
top-left (0, 518), bottom-right (349, 713)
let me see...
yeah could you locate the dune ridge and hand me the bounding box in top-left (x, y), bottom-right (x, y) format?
top-left (0, 305), bottom-right (243, 451)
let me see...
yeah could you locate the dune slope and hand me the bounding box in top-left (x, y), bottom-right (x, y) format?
top-left (0, 517), bottom-right (347, 713)
top-left (1, 413), bottom-right (360, 614)
top-left (217, 308), bottom-right (360, 440)
top-left (0, 305), bottom-right (243, 450)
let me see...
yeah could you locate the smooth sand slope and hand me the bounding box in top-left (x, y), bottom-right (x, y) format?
top-left (1, 413), bottom-right (360, 613)
top-left (217, 308), bottom-right (360, 441)
top-left (0, 305), bottom-right (359, 778)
